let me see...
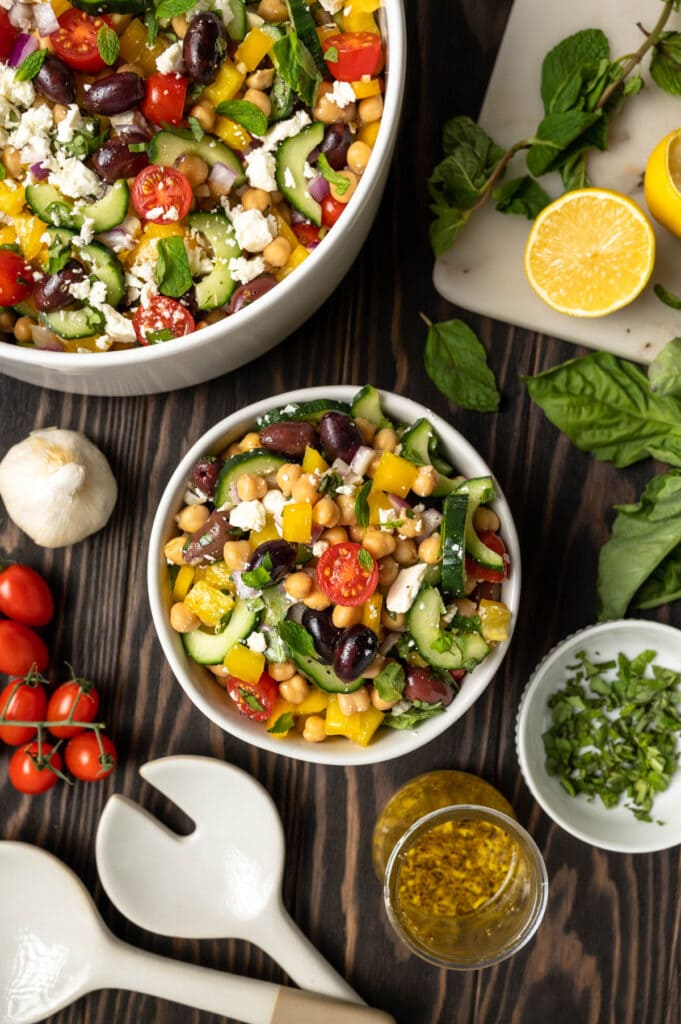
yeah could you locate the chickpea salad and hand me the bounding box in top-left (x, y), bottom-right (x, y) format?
top-left (164, 386), bottom-right (514, 747)
top-left (0, 0), bottom-right (385, 352)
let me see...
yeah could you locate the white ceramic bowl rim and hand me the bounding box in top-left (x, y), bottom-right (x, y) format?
top-left (148, 386), bottom-right (522, 766)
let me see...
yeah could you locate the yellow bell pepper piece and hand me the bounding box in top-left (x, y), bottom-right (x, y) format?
top-left (296, 689), bottom-right (329, 715)
top-left (358, 121), bottom-right (381, 148)
top-left (235, 28), bottom-right (273, 71)
top-left (249, 515), bottom-right (281, 549)
top-left (119, 19), bottom-right (168, 75)
top-left (351, 78), bottom-right (382, 99)
top-left (14, 214), bottom-right (46, 261)
top-left (224, 643), bottom-right (265, 685)
top-left (0, 181), bottom-right (26, 218)
top-left (172, 565), bottom-right (195, 602)
top-left (0, 225), bottom-right (17, 247)
top-left (325, 694), bottom-right (384, 747)
top-left (368, 491), bottom-right (393, 525)
top-left (214, 116), bottom-right (251, 150)
top-left (266, 698), bottom-right (297, 737)
top-left (361, 593), bottom-right (382, 635)
top-left (341, 7), bottom-right (380, 33)
top-left (51, 0), bottom-right (71, 15)
top-left (351, 0), bottom-right (382, 11)
top-left (199, 561), bottom-right (236, 591)
top-left (282, 502), bottom-right (312, 543)
top-left (184, 581), bottom-right (234, 628)
top-left (276, 244), bottom-right (309, 280)
top-left (202, 60), bottom-right (246, 106)
top-left (272, 209), bottom-right (299, 250)
top-left (478, 600), bottom-right (512, 643)
top-left (371, 451), bottom-right (419, 498)
top-left (302, 446), bottom-right (329, 476)
top-left (316, 25), bottom-right (338, 45)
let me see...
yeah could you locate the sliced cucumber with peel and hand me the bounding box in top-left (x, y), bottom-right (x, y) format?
top-left (25, 180), bottom-right (129, 232)
top-left (440, 493), bottom-right (468, 597)
top-left (182, 598), bottom-right (259, 665)
top-left (41, 306), bottom-right (105, 340)
top-left (275, 122), bottom-right (325, 226)
top-left (289, 650), bottom-right (364, 694)
top-left (149, 130), bottom-right (245, 184)
top-left (257, 398), bottom-right (351, 429)
top-left (453, 477), bottom-right (504, 571)
top-left (187, 212), bottom-right (241, 311)
top-left (215, 449), bottom-right (288, 508)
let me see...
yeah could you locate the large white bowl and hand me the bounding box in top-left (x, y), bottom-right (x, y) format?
top-left (148, 386), bottom-right (522, 766)
top-left (0, 4), bottom-right (405, 397)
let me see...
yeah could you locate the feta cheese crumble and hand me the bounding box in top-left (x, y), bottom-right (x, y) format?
top-left (328, 81), bottom-right (356, 109)
top-left (228, 256), bottom-right (266, 285)
top-left (244, 148), bottom-right (277, 192)
top-left (230, 500), bottom-right (267, 533)
top-left (156, 41), bottom-right (185, 75)
top-left (386, 564), bottom-right (429, 614)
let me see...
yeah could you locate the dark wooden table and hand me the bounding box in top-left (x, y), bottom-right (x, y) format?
top-left (1, 2), bottom-right (679, 1023)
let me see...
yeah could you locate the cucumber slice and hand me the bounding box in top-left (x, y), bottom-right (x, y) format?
top-left (187, 212), bottom-right (241, 311)
top-left (453, 477), bottom-right (504, 571)
top-left (399, 418), bottom-right (458, 495)
top-left (78, 242), bottom-right (125, 306)
top-left (458, 631), bottom-right (490, 668)
top-left (257, 398), bottom-right (351, 428)
top-left (182, 598), bottom-right (259, 665)
top-left (407, 585), bottom-right (463, 671)
top-left (440, 493), bottom-right (468, 597)
top-left (41, 306), bottom-right (105, 340)
top-left (215, 449), bottom-right (288, 508)
top-left (225, 0), bottom-right (246, 40)
top-left (350, 385), bottom-right (392, 428)
top-left (25, 180), bottom-right (129, 232)
top-left (275, 121), bottom-right (325, 225)
top-left (289, 650), bottom-right (365, 693)
top-left (69, 0), bottom-right (148, 14)
top-left (286, 0), bottom-right (328, 76)
top-left (149, 130), bottom-right (246, 184)
top-left (270, 72), bottom-right (294, 122)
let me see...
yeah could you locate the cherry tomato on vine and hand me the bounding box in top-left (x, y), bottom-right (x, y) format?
top-left (316, 542), bottom-right (378, 607)
top-left (322, 32), bottom-right (383, 81)
top-left (0, 620), bottom-right (49, 677)
top-left (9, 742), bottom-right (62, 794)
top-left (0, 676), bottom-right (47, 746)
top-left (321, 195), bottom-right (345, 229)
top-left (133, 294), bottom-right (195, 345)
top-left (465, 531), bottom-right (510, 584)
top-left (65, 732), bottom-right (117, 781)
top-left (141, 72), bottom-right (188, 126)
top-left (131, 165), bottom-right (193, 224)
top-left (51, 9), bottom-right (110, 74)
top-left (47, 679), bottom-right (100, 739)
top-left (226, 671), bottom-right (278, 722)
top-left (0, 250), bottom-right (35, 308)
top-left (0, 564), bottom-right (54, 627)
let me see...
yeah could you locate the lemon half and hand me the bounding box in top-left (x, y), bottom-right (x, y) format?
top-left (644, 128), bottom-right (681, 237)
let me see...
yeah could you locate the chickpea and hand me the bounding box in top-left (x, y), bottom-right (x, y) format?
top-left (313, 81), bottom-right (356, 124)
top-left (370, 683), bottom-right (399, 710)
top-left (418, 535), bottom-right (442, 565)
top-left (170, 602), bottom-right (200, 633)
top-left (279, 674), bottom-right (310, 704)
top-left (412, 465), bottom-right (439, 498)
top-left (362, 655), bottom-right (385, 679)
top-left (359, 94), bottom-right (384, 124)
top-left (263, 236), bottom-right (291, 268)
top-left (374, 427), bottom-right (399, 452)
top-left (116, 62), bottom-right (144, 76)
top-left (473, 506), bottom-right (501, 533)
top-left (242, 187), bottom-right (270, 213)
top-left (208, 663), bottom-right (230, 679)
top-left (276, 462), bottom-right (303, 495)
top-left (381, 609), bottom-right (407, 632)
top-left (176, 503), bottom-right (210, 533)
top-left (291, 473), bottom-right (320, 505)
top-left (246, 67), bottom-right (275, 90)
top-left (302, 587), bottom-right (332, 611)
top-left (176, 154), bottom-right (209, 188)
top-left (204, 309), bottom-right (226, 324)
top-left (312, 496), bottom-right (341, 528)
top-left (336, 493), bottom-right (357, 526)
top-left (223, 442), bottom-right (242, 458)
top-left (171, 13), bottom-right (188, 36)
top-left (337, 688), bottom-right (371, 716)
top-left (322, 526), bottom-right (349, 546)
top-left (332, 604), bottom-right (362, 629)
top-left (236, 473), bottom-right (268, 501)
top-left (2, 146), bottom-right (22, 179)
top-left (223, 539), bottom-right (252, 571)
top-left (164, 535), bottom-right (187, 566)
top-left (240, 431), bottom-right (262, 451)
top-left (354, 416), bottom-right (377, 444)
top-left (284, 571), bottom-right (313, 600)
top-left (348, 525), bottom-right (366, 543)
top-left (362, 528), bottom-right (396, 560)
top-left (394, 538), bottom-right (418, 566)
top-left (0, 310), bottom-right (15, 333)
top-left (330, 170), bottom-right (358, 205)
top-left (378, 555), bottom-right (399, 588)
top-left (189, 100), bottom-right (216, 133)
top-left (257, 0), bottom-right (287, 21)
top-left (455, 597), bottom-right (478, 617)
top-left (303, 715), bottom-right (327, 743)
top-left (52, 105), bottom-right (69, 125)
top-left (347, 140), bottom-right (372, 176)
top-left (243, 88), bottom-right (272, 118)
top-left (464, 575), bottom-right (478, 596)
top-left (269, 661), bottom-right (296, 682)
top-left (398, 515), bottom-right (424, 540)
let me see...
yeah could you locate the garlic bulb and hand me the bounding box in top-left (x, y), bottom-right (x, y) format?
top-left (0, 428), bottom-right (118, 548)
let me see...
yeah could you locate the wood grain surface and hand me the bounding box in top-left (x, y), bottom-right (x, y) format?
top-left (1, 2), bottom-right (679, 1023)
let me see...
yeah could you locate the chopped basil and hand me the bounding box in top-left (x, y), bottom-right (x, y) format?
top-left (155, 0), bottom-right (195, 20)
top-left (324, 46), bottom-right (339, 63)
top-left (146, 328), bottom-right (175, 343)
top-left (239, 688), bottom-right (265, 713)
top-left (373, 661), bottom-right (405, 704)
top-left (241, 553), bottom-right (273, 589)
top-left (382, 700), bottom-right (445, 730)
top-left (187, 115), bottom-right (205, 142)
top-left (267, 711), bottom-right (296, 734)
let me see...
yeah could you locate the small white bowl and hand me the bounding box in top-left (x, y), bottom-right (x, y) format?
top-left (516, 620), bottom-right (681, 853)
top-left (148, 386), bottom-right (521, 766)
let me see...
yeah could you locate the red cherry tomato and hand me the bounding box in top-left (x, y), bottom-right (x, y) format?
top-left (141, 72), bottom-right (189, 126)
top-left (9, 742), bottom-right (62, 794)
top-left (65, 731), bottom-right (117, 781)
top-left (292, 222), bottom-right (321, 248)
top-left (465, 531), bottom-right (510, 584)
top-left (51, 9), bottom-right (110, 73)
top-left (226, 671), bottom-right (279, 722)
top-left (0, 10), bottom-right (19, 62)
top-left (321, 195), bottom-right (345, 229)
top-left (131, 164), bottom-right (193, 224)
top-left (404, 667), bottom-right (455, 707)
top-left (47, 679), bottom-right (100, 739)
top-left (0, 251), bottom-right (34, 308)
top-left (0, 564), bottom-right (54, 627)
top-left (0, 621), bottom-right (49, 677)
top-left (316, 542), bottom-right (378, 607)
top-left (0, 676), bottom-right (47, 746)
top-left (133, 294), bottom-right (195, 345)
top-left (322, 32), bottom-right (383, 81)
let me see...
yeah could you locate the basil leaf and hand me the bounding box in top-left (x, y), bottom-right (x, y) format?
top-left (317, 153), bottom-right (350, 195)
top-left (424, 317), bottom-right (500, 412)
top-left (373, 662), bottom-right (405, 703)
top-left (650, 31), bottom-right (681, 95)
top-left (278, 619), bottom-right (318, 659)
top-left (654, 283), bottom-right (681, 309)
top-left (187, 115), bottom-right (204, 142)
top-left (215, 99), bottom-right (268, 137)
top-left (97, 25), bottom-right (120, 66)
top-left (525, 352), bottom-right (681, 468)
top-left (145, 6), bottom-right (159, 46)
top-left (156, 236), bottom-right (193, 298)
top-left (633, 542), bottom-right (681, 609)
top-left (268, 711), bottom-right (295, 734)
top-left (15, 49), bottom-right (47, 83)
top-left (493, 175), bottom-right (551, 219)
top-left (239, 687), bottom-right (265, 713)
top-left (649, 338), bottom-right (681, 398)
top-left (271, 31), bottom-right (321, 109)
top-left (354, 480), bottom-right (371, 529)
top-left (156, 0), bottom-right (194, 20)
top-left (382, 699), bottom-right (445, 730)
top-left (146, 328), bottom-right (174, 343)
top-left (597, 471), bottom-right (681, 620)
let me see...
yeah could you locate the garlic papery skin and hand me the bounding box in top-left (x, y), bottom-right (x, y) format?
top-left (0, 428), bottom-right (118, 548)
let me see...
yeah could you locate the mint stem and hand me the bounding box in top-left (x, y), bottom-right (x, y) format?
top-left (596, 0), bottom-right (674, 110)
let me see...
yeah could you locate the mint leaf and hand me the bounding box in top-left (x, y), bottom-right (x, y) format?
top-left (146, 328), bottom-right (174, 343)
top-left (540, 29), bottom-right (610, 113)
top-left (357, 547), bottom-right (374, 572)
top-left (373, 661), bottom-right (405, 703)
top-left (278, 619), bottom-right (318, 659)
top-left (649, 338), bottom-right (681, 398)
top-left (47, 235), bottom-right (72, 275)
top-left (272, 31), bottom-right (321, 109)
top-left (215, 99), bottom-right (268, 137)
top-left (424, 317), bottom-right (500, 412)
top-left (431, 115), bottom-right (504, 209)
top-left (15, 49), bottom-right (47, 82)
top-left (354, 480), bottom-right (371, 529)
top-left (145, 6), bottom-right (159, 46)
top-left (526, 109), bottom-right (603, 177)
top-left (188, 115), bottom-right (204, 142)
top-left (650, 31), bottom-right (681, 95)
top-left (239, 687), bottom-right (265, 713)
top-left (97, 25), bottom-right (120, 66)
top-left (156, 0), bottom-right (195, 20)
top-left (493, 175), bottom-right (551, 218)
top-left (156, 236), bottom-right (193, 299)
top-left (324, 46), bottom-right (339, 63)
top-left (317, 153), bottom-right (350, 195)
top-left (382, 699), bottom-right (445, 730)
top-left (268, 711), bottom-right (295, 734)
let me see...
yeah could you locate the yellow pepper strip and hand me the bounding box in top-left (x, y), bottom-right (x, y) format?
top-left (14, 214), bottom-right (47, 261)
top-left (0, 181), bottom-right (26, 218)
top-left (478, 600), bottom-right (512, 643)
top-left (368, 491), bottom-right (393, 525)
top-left (282, 502), bottom-right (312, 543)
top-left (235, 28), bottom-right (274, 71)
top-left (214, 116), bottom-right (252, 150)
top-left (0, 225), bottom-right (17, 248)
top-left (358, 121), bottom-right (381, 148)
top-left (224, 643), bottom-right (264, 685)
top-left (184, 581), bottom-right (234, 628)
top-left (351, 78), bottom-right (382, 99)
top-left (351, 0), bottom-right (382, 11)
top-left (50, 0), bottom-right (71, 14)
top-left (201, 60), bottom-right (245, 105)
top-left (276, 244), bottom-right (309, 280)
top-left (362, 593), bottom-right (383, 635)
top-left (302, 446), bottom-right (329, 476)
top-left (325, 694), bottom-right (384, 746)
top-left (272, 209), bottom-right (299, 250)
top-left (119, 19), bottom-right (168, 76)
top-left (341, 8), bottom-right (380, 33)
top-left (296, 689), bottom-right (329, 715)
top-left (371, 451), bottom-right (419, 498)
top-left (172, 565), bottom-right (195, 602)
top-left (249, 515), bottom-right (280, 549)
top-left (266, 698), bottom-right (297, 737)
top-left (200, 561), bottom-right (236, 591)
top-left (316, 25), bottom-right (338, 44)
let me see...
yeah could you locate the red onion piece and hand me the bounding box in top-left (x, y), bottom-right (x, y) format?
top-left (30, 325), bottom-right (65, 352)
top-left (29, 162), bottom-right (50, 181)
top-left (349, 445), bottom-right (374, 477)
top-left (8, 3), bottom-right (32, 30)
top-left (290, 209), bottom-right (306, 225)
top-left (95, 216), bottom-right (141, 252)
top-left (308, 174), bottom-right (330, 202)
top-left (379, 631), bottom-right (400, 656)
top-left (34, 3), bottom-right (59, 35)
top-left (310, 523), bottom-right (325, 544)
top-left (420, 507), bottom-right (443, 539)
top-left (207, 161), bottom-right (237, 194)
top-left (388, 493), bottom-right (410, 512)
top-left (8, 32), bottom-right (38, 68)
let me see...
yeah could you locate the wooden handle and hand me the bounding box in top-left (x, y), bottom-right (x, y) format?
top-left (271, 989), bottom-right (395, 1024)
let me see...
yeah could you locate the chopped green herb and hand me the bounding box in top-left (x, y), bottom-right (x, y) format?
top-left (215, 99), bottom-right (268, 137)
top-left (357, 547), bottom-right (374, 572)
top-left (97, 25), bottom-right (120, 66)
top-left (317, 153), bottom-right (350, 195)
top-left (278, 619), bottom-right (318, 659)
top-left (268, 711), bottom-right (296, 734)
top-left (155, 0), bottom-right (195, 20)
top-left (354, 479), bottom-right (371, 529)
top-left (324, 46), bottom-right (339, 63)
top-left (239, 687), bottom-right (265, 713)
top-left (146, 328), bottom-right (175, 344)
top-left (373, 661), bottom-right (405, 703)
top-left (15, 49), bottom-right (47, 83)
top-left (241, 553), bottom-right (273, 589)
top-left (188, 115), bottom-right (205, 142)
top-left (156, 236), bottom-right (193, 299)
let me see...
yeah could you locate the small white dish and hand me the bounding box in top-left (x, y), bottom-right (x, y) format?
top-left (516, 620), bottom-right (681, 853)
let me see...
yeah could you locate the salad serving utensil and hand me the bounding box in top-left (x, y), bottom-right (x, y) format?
top-left (0, 840), bottom-right (394, 1024)
top-left (95, 756), bottom-right (364, 1003)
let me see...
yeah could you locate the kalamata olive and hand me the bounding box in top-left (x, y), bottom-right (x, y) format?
top-left (226, 275), bottom-right (277, 315)
top-left (259, 421), bottom-right (319, 458)
top-left (404, 666), bottom-right (455, 707)
top-left (92, 138), bottom-right (149, 182)
top-left (320, 123), bottom-right (352, 171)
top-left (182, 509), bottom-right (238, 565)
top-left (83, 73), bottom-right (145, 116)
top-left (178, 287), bottom-right (199, 319)
top-left (33, 262), bottom-right (86, 313)
top-left (319, 411), bottom-right (362, 463)
top-left (183, 12), bottom-right (228, 85)
top-left (247, 539), bottom-right (297, 584)
top-left (34, 55), bottom-right (76, 105)
top-left (191, 457), bottom-right (220, 499)
top-left (475, 581), bottom-right (502, 602)
top-left (301, 608), bottom-right (342, 663)
top-left (333, 624), bottom-right (378, 681)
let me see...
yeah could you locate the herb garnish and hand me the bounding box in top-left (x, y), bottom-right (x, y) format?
top-left (15, 49), bottom-right (47, 83)
top-left (317, 153), bottom-right (350, 195)
top-left (357, 547), bottom-right (374, 572)
top-left (241, 553), bottom-right (273, 589)
top-left (278, 619), bottom-right (318, 659)
top-left (215, 100), bottom-right (268, 137)
top-left (97, 25), bottom-right (120, 66)
top-left (239, 688), bottom-right (265, 713)
top-left (422, 314), bottom-right (500, 412)
top-left (354, 480), bottom-right (372, 529)
top-left (268, 711), bottom-right (295, 734)
top-left (156, 236), bottom-right (193, 299)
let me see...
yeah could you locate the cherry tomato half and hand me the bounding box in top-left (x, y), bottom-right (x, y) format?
top-left (316, 542), bottom-right (378, 607)
top-left (322, 32), bottom-right (383, 81)
top-left (65, 731), bottom-right (117, 781)
top-left (0, 251), bottom-right (34, 308)
top-left (131, 164), bottom-right (193, 224)
top-left (0, 10), bottom-right (19, 63)
top-left (465, 531), bottom-right (510, 584)
top-left (0, 676), bottom-right (47, 746)
top-left (0, 564), bottom-right (54, 627)
top-left (321, 195), bottom-right (345, 229)
top-left (226, 671), bottom-right (279, 722)
top-left (51, 9), bottom-right (110, 74)
top-left (9, 742), bottom-right (62, 794)
top-left (133, 294), bottom-right (195, 345)
top-left (292, 222), bottom-right (321, 249)
top-left (0, 620), bottom-right (49, 677)
top-left (47, 679), bottom-right (100, 739)
top-left (141, 73), bottom-right (189, 127)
